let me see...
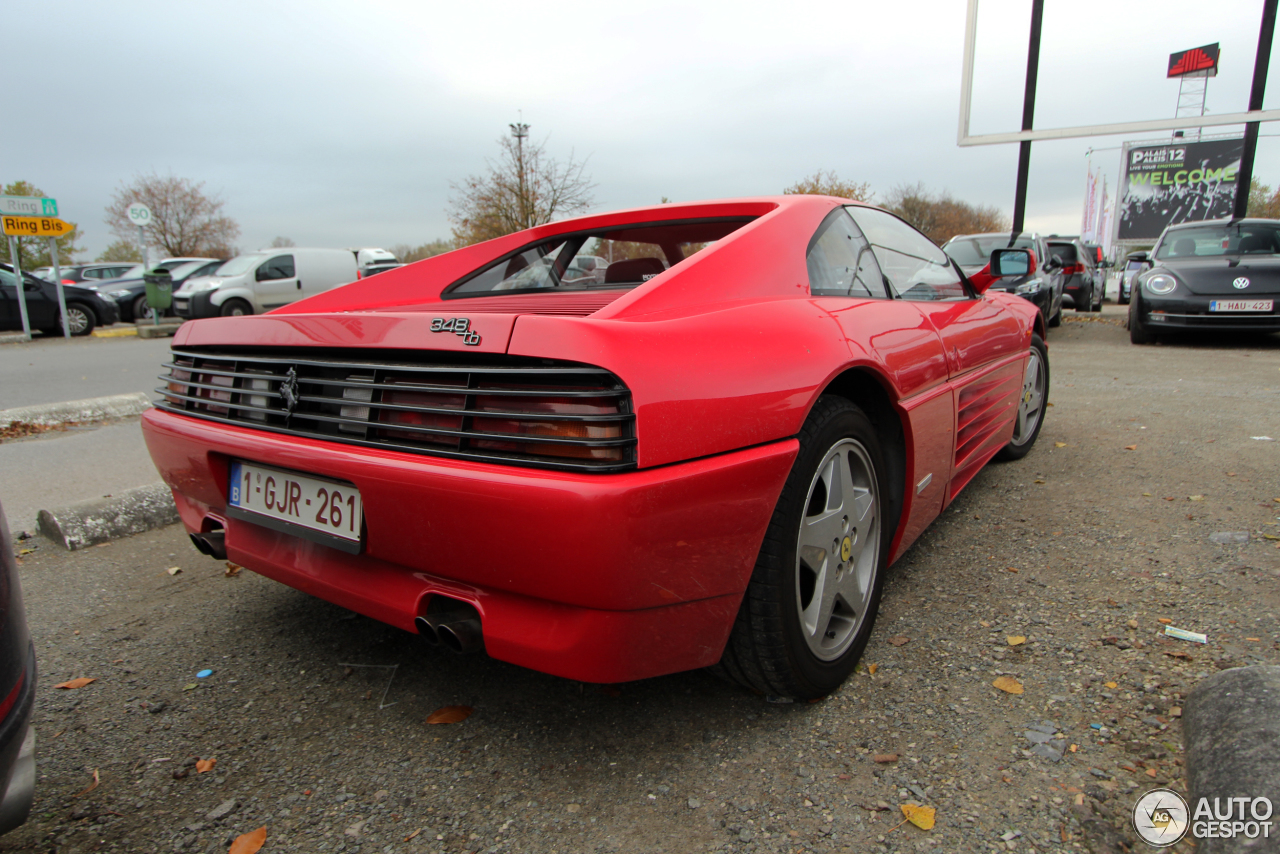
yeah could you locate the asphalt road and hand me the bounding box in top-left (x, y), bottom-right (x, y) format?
top-left (0, 334), bottom-right (172, 410)
top-left (3, 307), bottom-right (1279, 853)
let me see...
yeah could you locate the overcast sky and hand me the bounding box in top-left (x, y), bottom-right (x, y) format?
top-left (9, 0), bottom-right (1280, 259)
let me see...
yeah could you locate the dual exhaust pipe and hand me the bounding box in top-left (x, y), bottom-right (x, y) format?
top-left (189, 531), bottom-right (227, 560)
top-left (415, 603), bottom-right (484, 654)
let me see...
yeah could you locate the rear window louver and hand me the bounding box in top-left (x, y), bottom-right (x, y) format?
top-left (157, 349), bottom-right (636, 472)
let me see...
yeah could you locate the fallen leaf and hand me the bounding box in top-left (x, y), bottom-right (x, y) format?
top-left (980, 620), bottom-right (991, 627)
top-left (1006, 567), bottom-right (1019, 573)
top-left (224, 562), bottom-right (242, 578)
top-left (1247, 637), bottom-right (1262, 642)
top-left (1163, 651), bottom-right (1192, 660)
top-left (888, 636), bottom-right (909, 647)
top-left (873, 753), bottom-right (899, 763)
top-left (183, 683), bottom-right (198, 691)
top-left (426, 705), bottom-right (473, 725)
top-left (1189, 495), bottom-right (1204, 502)
top-left (1146, 767), bottom-right (1158, 778)
top-left (1054, 442), bottom-right (1067, 448)
top-left (229, 826), bottom-right (267, 854)
top-left (1164, 496), bottom-right (1176, 501)
top-left (1158, 618), bottom-right (1173, 624)
top-left (1006, 636), bottom-right (1026, 646)
top-left (1170, 706), bottom-right (1182, 717)
top-left (1034, 479), bottom-right (1046, 484)
top-left (404, 829), bottom-right (422, 842)
top-left (167, 566), bottom-right (182, 576)
top-left (75, 768), bottom-right (100, 797)
top-left (992, 676), bottom-right (1023, 694)
top-left (196, 758), bottom-right (216, 773)
top-left (1069, 744), bottom-right (1078, 753)
top-left (1105, 681), bottom-right (1118, 689)
top-left (1124, 445), bottom-right (1137, 451)
top-left (900, 803), bottom-right (936, 830)
top-left (55, 677), bottom-right (97, 690)
top-left (1142, 492), bottom-right (1152, 497)
top-left (867, 663), bottom-right (878, 676)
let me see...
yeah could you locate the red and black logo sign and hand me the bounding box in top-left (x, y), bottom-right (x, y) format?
top-left (1168, 43), bottom-right (1220, 78)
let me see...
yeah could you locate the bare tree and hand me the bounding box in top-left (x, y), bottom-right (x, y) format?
top-left (447, 123), bottom-right (595, 246)
top-left (105, 173), bottom-right (240, 258)
top-left (883, 183), bottom-right (1008, 245)
top-left (270, 236), bottom-right (296, 248)
top-left (96, 240), bottom-right (143, 262)
top-left (388, 239), bottom-right (457, 263)
top-left (783, 171), bottom-right (873, 202)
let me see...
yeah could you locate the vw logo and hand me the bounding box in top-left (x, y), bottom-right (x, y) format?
top-left (1233, 277), bottom-right (1251, 289)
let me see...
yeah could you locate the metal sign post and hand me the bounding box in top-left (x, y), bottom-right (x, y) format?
top-left (128, 203), bottom-right (152, 276)
top-left (7, 235), bottom-right (31, 340)
top-left (48, 235), bottom-right (69, 337)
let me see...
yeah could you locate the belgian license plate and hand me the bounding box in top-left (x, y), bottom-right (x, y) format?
top-left (1209, 299), bottom-right (1273, 312)
top-left (228, 460), bottom-right (363, 545)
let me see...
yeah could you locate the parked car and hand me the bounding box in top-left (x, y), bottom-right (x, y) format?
top-left (172, 249), bottom-right (359, 318)
top-left (96, 259), bottom-right (224, 322)
top-left (352, 248), bottom-right (402, 279)
top-left (1118, 251), bottom-right (1151, 305)
top-left (34, 262), bottom-right (143, 286)
top-left (144, 195), bottom-right (1048, 700)
top-left (1047, 238), bottom-right (1102, 312)
top-left (1129, 218), bottom-right (1280, 344)
top-left (0, 501), bottom-right (36, 835)
top-left (942, 232), bottom-right (1066, 327)
top-left (1, 264), bottom-right (120, 335)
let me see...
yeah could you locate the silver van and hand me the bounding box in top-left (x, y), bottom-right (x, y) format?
top-left (172, 249), bottom-right (358, 318)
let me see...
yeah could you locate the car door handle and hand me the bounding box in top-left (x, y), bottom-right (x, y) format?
top-left (297, 280), bottom-right (302, 289)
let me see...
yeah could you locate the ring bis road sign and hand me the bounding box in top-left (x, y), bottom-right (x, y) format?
top-left (0, 196), bottom-right (57, 217)
top-left (1, 216), bottom-right (77, 237)
top-left (127, 203), bottom-right (153, 226)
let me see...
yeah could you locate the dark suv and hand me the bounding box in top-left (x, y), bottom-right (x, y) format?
top-left (942, 232), bottom-right (1066, 328)
top-left (1047, 238), bottom-right (1102, 312)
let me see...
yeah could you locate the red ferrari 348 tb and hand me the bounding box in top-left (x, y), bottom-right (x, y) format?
top-left (143, 195), bottom-right (1048, 700)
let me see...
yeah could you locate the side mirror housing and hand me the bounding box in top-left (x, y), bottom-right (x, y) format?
top-left (990, 248), bottom-right (1034, 277)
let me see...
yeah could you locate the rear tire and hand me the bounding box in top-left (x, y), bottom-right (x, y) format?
top-left (131, 294), bottom-right (150, 322)
top-left (63, 303), bottom-right (95, 336)
top-left (220, 299), bottom-right (252, 317)
top-left (711, 397), bottom-right (890, 700)
top-left (996, 334), bottom-right (1048, 461)
top-left (1048, 305), bottom-right (1062, 327)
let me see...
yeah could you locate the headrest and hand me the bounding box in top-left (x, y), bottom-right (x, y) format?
top-left (1238, 234), bottom-right (1269, 253)
top-left (604, 257), bottom-right (666, 284)
top-left (1172, 237), bottom-right (1197, 256)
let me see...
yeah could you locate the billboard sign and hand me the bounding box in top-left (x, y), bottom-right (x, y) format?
top-left (1116, 138), bottom-right (1243, 242)
top-left (1168, 43), bottom-right (1220, 78)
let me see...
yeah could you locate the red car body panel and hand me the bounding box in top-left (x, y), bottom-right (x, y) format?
top-left (142, 195), bottom-right (1042, 684)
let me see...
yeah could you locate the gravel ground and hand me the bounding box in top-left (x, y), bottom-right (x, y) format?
top-left (3, 309), bottom-right (1279, 854)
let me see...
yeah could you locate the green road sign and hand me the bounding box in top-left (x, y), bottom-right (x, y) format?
top-left (0, 196), bottom-right (58, 217)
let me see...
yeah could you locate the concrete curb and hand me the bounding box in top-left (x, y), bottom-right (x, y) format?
top-left (0, 392), bottom-right (152, 427)
top-left (1183, 666), bottom-right (1280, 853)
top-left (0, 332), bottom-right (30, 345)
top-left (37, 482), bottom-right (179, 550)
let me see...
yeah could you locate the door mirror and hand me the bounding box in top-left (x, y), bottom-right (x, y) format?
top-left (990, 248), bottom-right (1033, 277)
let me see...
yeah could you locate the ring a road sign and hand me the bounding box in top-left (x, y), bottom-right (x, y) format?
top-left (0, 196), bottom-right (57, 217)
top-left (1, 216), bottom-right (76, 237)
top-left (127, 203), bottom-right (153, 227)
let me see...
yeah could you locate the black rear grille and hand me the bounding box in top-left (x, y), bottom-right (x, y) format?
top-left (156, 349), bottom-right (636, 472)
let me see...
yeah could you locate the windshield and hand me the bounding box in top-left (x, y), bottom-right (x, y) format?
top-left (216, 254), bottom-right (267, 276)
top-left (943, 236), bottom-right (1036, 267)
top-left (1155, 224), bottom-right (1280, 259)
top-left (154, 260), bottom-right (207, 279)
top-left (447, 219), bottom-right (753, 296)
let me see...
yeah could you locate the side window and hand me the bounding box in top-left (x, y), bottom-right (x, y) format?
top-left (846, 207), bottom-right (969, 301)
top-left (259, 255), bottom-right (296, 281)
top-left (806, 209), bottom-right (887, 298)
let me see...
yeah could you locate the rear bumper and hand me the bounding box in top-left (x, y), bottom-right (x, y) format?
top-left (173, 290), bottom-right (220, 319)
top-left (142, 408), bottom-right (798, 683)
top-left (0, 644), bottom-right (36, 835)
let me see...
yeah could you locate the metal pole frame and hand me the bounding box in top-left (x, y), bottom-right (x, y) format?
top-left (1234, 0), bottom-right (1278, 219)
top-left (8, 235), bottom-right (32, 340)
top-left (959, 0), bottom-right (1280, 145)
top-left (1011, 0), bottom-right (1045, 235)
top-left (48, 235), bottom-right (70, 337)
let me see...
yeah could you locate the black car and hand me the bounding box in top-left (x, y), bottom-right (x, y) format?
top-left (942, 232), bottom-right (1066, 328)
top-left (1118, 251), bottom-right (1151, 305)
top-left (1129, 219), bottom-right (1280, 343)
top-left (94, 259), bottom-right (223, 322)
top-left (1047, 238), bottom-right (1102, 312)
top-left (0, 501), bottom-right (36, 835)
top-left (1, 264), bottom-right (121, 336)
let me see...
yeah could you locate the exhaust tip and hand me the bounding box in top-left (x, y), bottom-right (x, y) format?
top-left (190, 531), bottom-right (227, 560)
top-left (189, 533), bottom-right (212, 556)
top-left (437, 619), bottom-right (483, 654)
top-left (414, 616), bottom-right (440, 646)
